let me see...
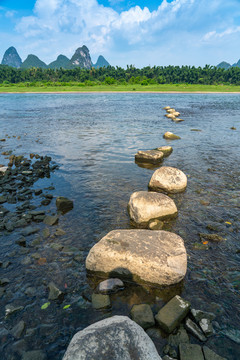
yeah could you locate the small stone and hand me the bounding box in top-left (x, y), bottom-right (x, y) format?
top-left (199, 233), bottom-right (224, 242)
top-left (199, 318), bottom-right (214, 336)
top-left (168, 326), bottom-right (189, 347)
top-left (203, 346), bottom-right (227, 360)
top-left (43, 215), bottom-right (59, 226)
top-left (21, 226), bottom-right (40, 236)
top-left (163, 356), bottom-right (176, 360)
top-left (155, 295), bottom-right (191, 333)
top-left (48, 281), bottom-right (63, 300)
top-left (54, 228), bottom-right (66, 236)
top-left (0, 278), bottom-right (10, 286)
top-left (130, 304), bottom-right (155, 329)
top-left (163, 132), bottom-right (181, 140)
top-left (191, 309), bottom-right (216, 322)
top-left (21, 257), bottom-right (32, 265)
top-left (34, 189), bottom-right (42, 196)
top-left (148, 219), bottom-right (164, 230)
top-left (15, 238), bottom-right (26, 247)
top-left (185, 318), bottom-right (207, 342)
top-left (11, 320), bottom-right (26, 338)
top-left (179, 343), bottom-right (204, 360)
top-left (5, 304), bottom-right (24, 317)
top-left (41, 199), bottom-right (51, 206)
top-left (97, 278), bottom-right (124, 294)
top-left (56, 196), bottom-right (73, 214)
top-left (11, 339), bottom-right (27, 356)
top-left (0, 196), bottom-right (7, 204)
top-left (50, 243), bottom-right (64, 251)
top-left (42, 228), bottom-right (50, 238)
top-left (91, 293), bottom-right (111, 309)
top-left (230, 127), bottom-right (236, 130)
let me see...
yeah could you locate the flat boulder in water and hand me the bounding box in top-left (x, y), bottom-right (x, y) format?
top-left (128, 191), bottom-right (178, 227)
top-left (86, 229), bottom-right (187, 286)
top-left (135, 150), bottom-right (164, 164)
top-left (149, 166), bottom-right (187, 194)
top-left (62, 315), bottom-right (162, 360)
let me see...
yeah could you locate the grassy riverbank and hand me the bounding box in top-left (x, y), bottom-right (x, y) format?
top-left (1, 83), bottom-right (240, 93)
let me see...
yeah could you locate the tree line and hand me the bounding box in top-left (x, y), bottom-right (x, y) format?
top-left (0, 64), bottom-right (240, 85)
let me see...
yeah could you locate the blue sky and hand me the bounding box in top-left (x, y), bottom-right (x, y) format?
top-left (1, 0), bottom-right (240, 67)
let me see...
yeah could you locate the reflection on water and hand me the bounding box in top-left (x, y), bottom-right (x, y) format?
top-left (0, 93), bottom-right (239, 359)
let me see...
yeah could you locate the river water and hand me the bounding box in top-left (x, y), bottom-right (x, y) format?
top-left (0, 93), bottom-right (239, 359)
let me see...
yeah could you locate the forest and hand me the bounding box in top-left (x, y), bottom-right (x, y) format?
top-left (0, 64), bottom-right (240, 86)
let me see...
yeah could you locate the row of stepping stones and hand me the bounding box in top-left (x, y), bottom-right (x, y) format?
top-left (164, 106), bottom-right (184, 123)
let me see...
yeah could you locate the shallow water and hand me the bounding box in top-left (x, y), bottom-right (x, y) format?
top-left (0, 93), bottom-right (239, 359)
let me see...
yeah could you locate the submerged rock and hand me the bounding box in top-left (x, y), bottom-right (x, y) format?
top-left (130, 304), bottom-right (155, 329)
top-left (56, 196), bottom-right (73, 213)
top-left (96, 278), bottom-right (124, 294)
top-left (86, 230), bottom-right (187, 286)
top-left (92, 293), bottom-right (111, 309)
top-left (62, 316), bottom-right (162, 360)
top-left (202, 346), bottom-right (227, 360)
top-left (128, 191), bottom-right (178, 227)
top-left (48, 282), bottom-right (63, 301)
top-left (155, 296), bottom-right (190, 334)
top-left (135, 150), bottom-right (164, 164)
top-left (199, 233), bottom-right (224, 242)
top-left (185, 318), bottom-right (207, 342)
top-left (149, 166), bottom-right (187, 194)
top-left (148, 219), bottom-right (164, 230)
top-left (163, 132), bottom-right (181, 140)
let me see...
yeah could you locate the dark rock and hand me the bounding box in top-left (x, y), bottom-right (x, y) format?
top-left (0, 196), bottom-right (7, 204)
top-left (191, 309), bottom-right (216, 322)
top-left (43, 215), bottom-right (59, 226)
top-left (199, 233), bottom-right (224, 242)
top-left (155, 295), bottom-right (191, 333)
top-left (203, 346), bottom-right (227, 360)
top-left (41, 199), bottom-right (51, 206)
top-left (11, 339), bottom-right (28, 355)
top-left (5, 304), bottom-right (24, 316)
top-left (185, 318), bottom-right (207, 342)
top-left (54, 228), bottom-right (66, 236)
top-left (21, 226), bottom-right (40, 236)
top-left (34, 189), bottom-right (42, 196)
top-left (179, 343), bottom-right (204, 360)
top-left (56, 196), bottom-right (73, 214)
top-left (48, 281), bottom-right (63, 301)
top-left (168, 325), bottom-right (189, 347)
top-left (130, 304), bottom-right (155, 329)
top-left (11, 320), bottom-right (26, 338)
top-left (15, 238), bottom-right (26, 247)
top-left (96, 278), bottom-right (124, 294)
top-left (92, 293), bottom-right (111, 309)
top-left (0, 278), bottom-right (10, 286)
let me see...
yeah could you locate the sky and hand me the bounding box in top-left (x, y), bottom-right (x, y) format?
top-left (1, 0), bottom-right (240, 68)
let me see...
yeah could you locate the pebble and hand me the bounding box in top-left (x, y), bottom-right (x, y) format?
top-left (11, 320), bottom-right (26, 338)
top-left (48, 281), bottom-right (63, 301)
top-left (96, 278), bottom-right (124, 294)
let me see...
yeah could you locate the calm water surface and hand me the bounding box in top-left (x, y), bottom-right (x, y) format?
top-left (0, 93), bottom-right (239, 359)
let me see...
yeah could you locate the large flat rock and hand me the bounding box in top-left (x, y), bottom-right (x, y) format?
top-left (62, 315), bottom-right (162, 360)
top-left (149, 166), bottom-right (187, 193)
top-left (128, 191), bottom-right (178, 227)
top-left (86, 230), bottom-right (187, 286)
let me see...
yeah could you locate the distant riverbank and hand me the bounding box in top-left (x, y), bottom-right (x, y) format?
top-left (1, 83), bottom-right (240, 93)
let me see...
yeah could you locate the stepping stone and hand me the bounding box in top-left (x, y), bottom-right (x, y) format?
top-left (179, 344), bottom-right (204, 360)
top-left (154, 146), bottom-right (173, 157)
top-left (130, 304), bottom-right (155, 329)
top-left (128, 191), bottom-right (178, 227)
top-left (149, 166), bottom-right (187, 193)
top-left (135, 150), bottom-right (164, 164)
top-left (62, 316), bottom-right (161, 360)
top-left (165, 114), bottom-right (176, 119)
top-left (155, 295), bottom-right (190, 333)
top-left (86, 230), bottom-right (187, 286)
top-left (163, 132), bottom-right (181, 140)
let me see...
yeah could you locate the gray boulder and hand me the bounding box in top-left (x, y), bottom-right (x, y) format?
top-left (86, 230), bottom-right (187, 286)
top-left (149, 166), bottom-right (187, 194)
top-left (62, 315), bottom-right (162, 360)
top-left (128, 191), bottom-right (178, 227)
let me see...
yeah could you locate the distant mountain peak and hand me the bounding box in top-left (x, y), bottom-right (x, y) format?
top-left (70, 45), bottom-right (93, 69)
top-left (94, 55), bottom-right (110, 68)
top-left (21, 54), bottom-right (47, 69)
top-left (1, 46), bottom-right (22, 68)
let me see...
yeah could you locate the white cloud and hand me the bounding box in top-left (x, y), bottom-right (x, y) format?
top-left (4, 0), bottom-right (240, 67)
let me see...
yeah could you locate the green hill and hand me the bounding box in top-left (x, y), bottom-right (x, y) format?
top-left (93, 55), bottom-right (110, 68)
top-left (21, 55), bottom-right (47, 69)
top-left (48, 55), bottom-right (72, 69)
